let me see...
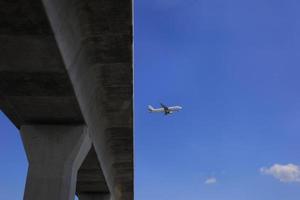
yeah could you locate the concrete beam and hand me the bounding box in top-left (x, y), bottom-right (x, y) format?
top-left (77, 146), bottom-right (109, 194)
top-left (0, 0), bottom-right (116, 197)
top-left (20, 125), bottom-right (91, 200)
top-left (78, 193), bottom-right (110, 200)
top-left (41, 0), bottom-right (134, 199)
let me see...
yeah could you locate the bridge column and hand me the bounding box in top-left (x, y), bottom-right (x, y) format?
top-left (20, 125), bottom-right (91, 200)
top-left (78, 193), bottom-right (110, 200)
top-left (41, 0), bottom-right (133, 198)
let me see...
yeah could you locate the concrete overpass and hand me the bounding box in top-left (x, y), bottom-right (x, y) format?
top-left (0, 0), bottom-right (133, 199)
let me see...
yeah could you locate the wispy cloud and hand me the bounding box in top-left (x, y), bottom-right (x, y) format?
top-left (205, 177), bottom-right (217, 185)
top-left (260, 164), bottom-right (300, 183)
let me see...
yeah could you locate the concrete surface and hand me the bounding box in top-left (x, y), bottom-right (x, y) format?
top-left (77, 145), bottom-right (109, 194)
top-left (42, 0), bottom-right (133, 199)
top-left (0, 0), bottom-right (133, 199)
top-left (20, 125), bottom-right (91, 200)
top-left (78, 193), bottom-right (111, 200)
top-left (0, 0), bottom-right (84, 128)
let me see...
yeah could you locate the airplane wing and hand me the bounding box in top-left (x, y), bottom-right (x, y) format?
top-left (160, 103), bottom-right (170, 115)
top-left (160, 103), bottom-right (168, 110)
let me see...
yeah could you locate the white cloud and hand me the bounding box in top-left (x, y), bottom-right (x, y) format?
top-left (260, 164), bottom-right (300, 183)
top-left (205, 177), bottom-right (217, 184)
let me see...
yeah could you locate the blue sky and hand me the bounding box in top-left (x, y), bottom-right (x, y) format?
top-left (134, 0), bottom-right (300, 199)
top-left (1, 0), bottom-right (300, 199)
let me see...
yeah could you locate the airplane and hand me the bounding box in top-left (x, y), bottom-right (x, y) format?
top-left (148, 103), bottom-right (182, 115)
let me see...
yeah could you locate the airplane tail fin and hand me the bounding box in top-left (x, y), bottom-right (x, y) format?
top-left (148, 105), bottom-right (154, 112)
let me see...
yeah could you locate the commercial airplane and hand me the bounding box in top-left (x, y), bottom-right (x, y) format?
top-left (148, 103), bottom-right (182, 115)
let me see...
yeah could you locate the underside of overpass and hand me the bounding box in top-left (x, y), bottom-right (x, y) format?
top-left (0, 0), bottom-right (133, 199)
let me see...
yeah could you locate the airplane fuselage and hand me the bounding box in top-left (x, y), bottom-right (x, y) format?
top-left (148, 104), bottom-right (182, 115)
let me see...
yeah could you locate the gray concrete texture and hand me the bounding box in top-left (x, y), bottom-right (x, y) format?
top-left (0, 0), bottom-right (133, 199)
top-left (21, 125), bottom-right (91, 200)
top-left (78, 193), bottom-right (111, 200)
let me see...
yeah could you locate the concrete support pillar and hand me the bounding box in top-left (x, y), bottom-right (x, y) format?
top-left (78, 193), bottom-right (110, 200)
top-left (20, 125), bottom-right (91, 200)
top-left (41, 1), bottom-right (133, 198)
